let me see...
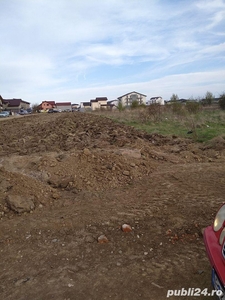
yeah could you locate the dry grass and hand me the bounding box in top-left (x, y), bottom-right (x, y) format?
top-left (93, 105), bottom-right (225, 142)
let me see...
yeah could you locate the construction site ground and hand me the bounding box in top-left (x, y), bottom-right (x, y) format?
top-left (0, 112), bottom-right (225, 300)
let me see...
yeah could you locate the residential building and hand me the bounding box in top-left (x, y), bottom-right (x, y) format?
top-left (1, 98), bottom-right (30, 113)
top-left (80, 102), bottom-right (91, 111)
top-left (148, 96), bottom-right (164, 105)
top-left (117, 91), bottom-right (147, 106)
top-left (39, 101), bottom-right (56, 111)
top-left (56, 102), bottom-right (72, 111)
top-left (91, 97), bottom-right (108, 110)
top-left (107, 99), bottom-right (118, 110)
top-left (90, 99), bottom-right (98, 110)
top-left (71, 103), bottom-right (80, 111)
top-left (0, 95), bottom-right (3, 111)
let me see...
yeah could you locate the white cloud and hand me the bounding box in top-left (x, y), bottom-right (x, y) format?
top-left (0, 0), bottom-right (224, 104)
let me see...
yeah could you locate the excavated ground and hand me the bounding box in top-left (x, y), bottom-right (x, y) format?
top-left (0, 112), bottom-right (225, 300)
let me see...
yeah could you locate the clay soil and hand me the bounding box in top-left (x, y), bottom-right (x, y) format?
top-left (0, 112), bottom-right (225, 300)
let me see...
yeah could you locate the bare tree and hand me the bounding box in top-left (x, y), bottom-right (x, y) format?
top-left (203, 91), bottom-right (214, 106)
top-left (170, 94), bottom-right (179, 102)
top-left (32, 103), bottom-right (40, 113)
top-left (219, 93), bottom-right (225, 110)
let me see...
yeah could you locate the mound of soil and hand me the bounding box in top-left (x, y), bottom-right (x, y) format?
top-left (204, 135), bottom-right (225, 151)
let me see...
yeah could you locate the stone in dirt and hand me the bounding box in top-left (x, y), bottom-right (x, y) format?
top-left (122, 171), bottom-right (130, 176)
top-left (48, 176), bottom-right (72, 189)
top-left (97, 235), bottom-right (109, 244)
top-left (6, 195), bottom-right (35, 213)
top-left (121, 224), bottom-right (132, 232)
top-left (83, 148), bottom-right (91, 156)
top-left (52, 192), bottom-right (60, 199)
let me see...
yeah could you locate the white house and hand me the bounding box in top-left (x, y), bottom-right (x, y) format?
top-left (71, 103), bottom-right (79, 111)
top-left (107, 99), bottom-right (118, 109)
top-left (148, 96), bottom-right (164, 105)
top-left (91, 97), bottom-right (108, 110)
top-left (80, 102), bottom-right (91, 111)
top-left (56, 102), bottom-right (72, 111)
top-left (117, 91), bottom-right (147, 106)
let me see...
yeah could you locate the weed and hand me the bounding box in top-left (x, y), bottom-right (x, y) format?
top-left (219, 93), bottom-right (225, 110)
top-left (95, 104), bottom-right (225, 143)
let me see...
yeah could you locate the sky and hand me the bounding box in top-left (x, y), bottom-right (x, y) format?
top-left (0, 0), bottom-right (225, 105)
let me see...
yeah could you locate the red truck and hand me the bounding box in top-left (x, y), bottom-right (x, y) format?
top-left (204, 203), bottom-right (225, 299)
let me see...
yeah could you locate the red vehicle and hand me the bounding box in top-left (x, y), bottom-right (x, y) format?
top-left (204, 204), bottom-right (225, 299)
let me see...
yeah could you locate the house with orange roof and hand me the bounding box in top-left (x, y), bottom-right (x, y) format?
top-left (39, 101), bottom-right (56, 111)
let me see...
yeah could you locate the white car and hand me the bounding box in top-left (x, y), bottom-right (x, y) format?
top-left (0, 111), bottom-right (10, 118)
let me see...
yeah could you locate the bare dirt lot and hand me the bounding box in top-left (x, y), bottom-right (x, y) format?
top-left (0, 112), bottom-right (225, 300)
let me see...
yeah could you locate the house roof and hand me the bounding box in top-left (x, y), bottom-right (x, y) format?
top-left (107, 99), bottom-right (118, 103)
top-left (2, 99), bottom-right (30, 107)
top-left (56, 102), bottom-right (71, 106)
top-left (90, 97), bottom-right (108, 103)
top-left (82, 102), bottom-right (91, 106)
top-left (150, 96), bottom-right (162, 100)
top-left (95, 97), bottom-right (108, 101)
top-left (42, 101), bottom-right (56, 105)
top-left (107, 100), bottom-right (118, 106)
top-left (118, 91), bottom-right (147, 99)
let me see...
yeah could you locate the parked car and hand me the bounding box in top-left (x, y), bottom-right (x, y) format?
top-left (26, 108), bottom-right (32, 114)
top-left (19, 110), bottom-right (28, 115)
top-left (0, 111), bottom-right (10, 118)
top-left (48, 108), bottom-right (59, 113)
top-left (204, 203), bottom-right (225, 299)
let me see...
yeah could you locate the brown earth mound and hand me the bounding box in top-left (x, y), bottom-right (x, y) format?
top-left (203, 135), bottom-right (225, 151)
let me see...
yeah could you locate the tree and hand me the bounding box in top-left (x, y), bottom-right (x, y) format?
top-left (170, 94), bottom-right (179, 102)
top-left (219, 93), bottom-right (225, 110)
top-left (204, 91), bottom-right (214, 106)
top-left (186, 101), bottom-right (200, 114)
top-left (32, 103), bottom-right (40, 113)
top-left (169, 94), bottom-right (182, 114)
top-left (130, 100), bottom-right (139, 109)
top-left (117, 101), bottom-right (125, 112)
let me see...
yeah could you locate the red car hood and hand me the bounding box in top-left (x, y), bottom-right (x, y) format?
top-left (204, 225), bottom-right (225, 286)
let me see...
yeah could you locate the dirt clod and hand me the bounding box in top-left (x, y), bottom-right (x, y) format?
top-left (6, 194), bottom-right (35, 213)
top-left (97, 235), bottom-right (109, 244)
top-left (121, 224), bottom-right (132, 232)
